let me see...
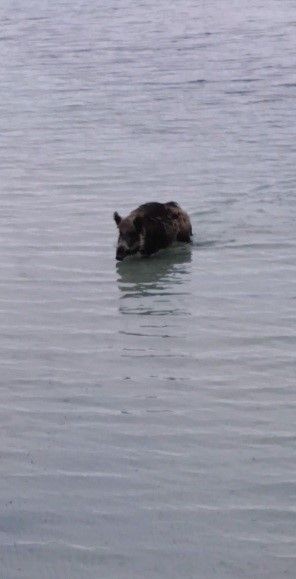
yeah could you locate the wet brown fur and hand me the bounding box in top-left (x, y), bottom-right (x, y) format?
top-left (114, 202), bottom-right (192, 260)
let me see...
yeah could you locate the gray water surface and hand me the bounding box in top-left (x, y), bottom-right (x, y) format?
top-left (1, 1), bottom-right (296, 578)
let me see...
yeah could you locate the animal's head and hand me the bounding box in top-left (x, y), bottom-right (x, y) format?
top-left (113, 212), bottom-right (143, 261)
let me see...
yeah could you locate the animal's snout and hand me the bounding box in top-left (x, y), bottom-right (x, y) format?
top-left (116, 246), bottom-right (127, 261)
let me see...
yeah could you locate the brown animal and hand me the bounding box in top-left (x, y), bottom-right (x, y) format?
top-left (113, 202), bottom-right (192, 261)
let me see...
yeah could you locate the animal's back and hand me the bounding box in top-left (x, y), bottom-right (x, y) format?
top-left (132, 202), bottom-right (171, 221)
top-left (132, 201), bottom-right (192, 242)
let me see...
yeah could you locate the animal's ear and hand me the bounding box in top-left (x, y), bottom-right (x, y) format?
top-left (113, 212), bottom-right (122, 226)
top-left (134, 215), bottom-right (143, 234)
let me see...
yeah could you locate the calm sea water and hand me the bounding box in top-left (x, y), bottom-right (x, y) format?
top-left (1, 1), bottom-right (296, 577)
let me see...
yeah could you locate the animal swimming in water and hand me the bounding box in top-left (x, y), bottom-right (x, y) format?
top-left (113, 201), bottom-right (192, 261)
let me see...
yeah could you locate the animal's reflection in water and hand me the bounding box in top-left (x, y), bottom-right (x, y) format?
top-left (116, 244), bottom-right (192, 316)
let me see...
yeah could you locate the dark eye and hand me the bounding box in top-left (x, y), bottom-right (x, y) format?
top-left (128, 232), bottom-right (138, 242)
